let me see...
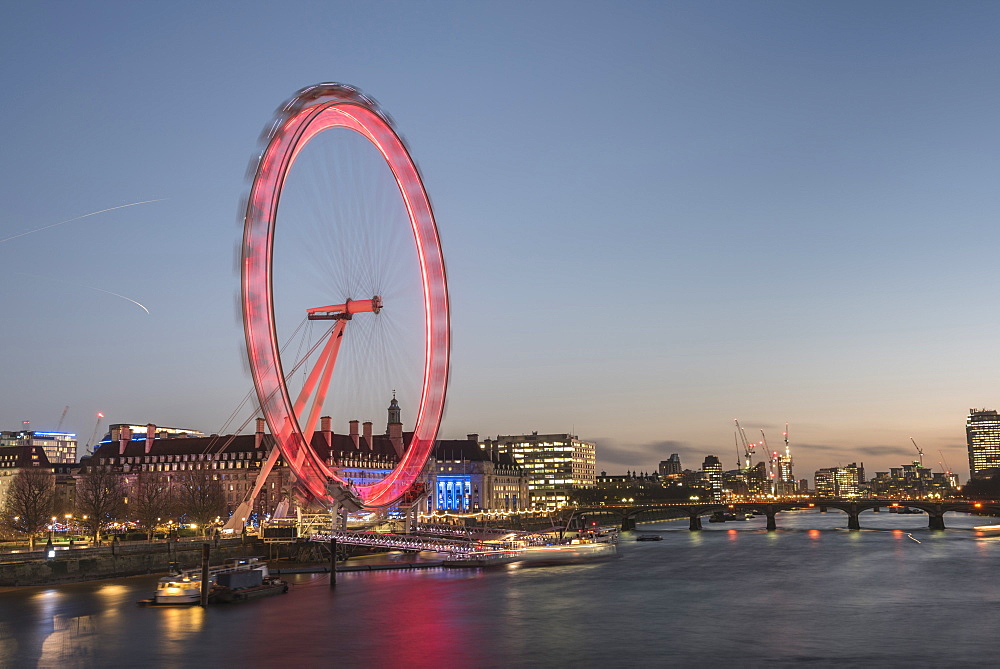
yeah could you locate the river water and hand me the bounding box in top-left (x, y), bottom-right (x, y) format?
top-left (1, 509), bottom-right (997, 668)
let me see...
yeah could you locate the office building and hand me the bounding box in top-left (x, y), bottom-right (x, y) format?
top-left (966, 408), bottom-right (1000, 479)
top-left (814, 462), bottom-right (864, 498)
top-left (1, 430), bottom-right (78, 464)
top-left (702, 455), bottom-right (723, 501)
top-left (493, 432), bottom-right (596, 508)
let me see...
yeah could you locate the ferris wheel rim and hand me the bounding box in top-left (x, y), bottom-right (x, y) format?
top-left (241, 83), bottom-right (450, 510)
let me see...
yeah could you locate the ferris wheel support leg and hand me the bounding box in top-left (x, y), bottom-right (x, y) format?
top-left (281, 321), bottom-right (345, 472)
top-left (223, 445), bottom-right (283, 532)
top-left (300, 328), bottom-right (343, 446)
top-left (291, 321), bottom-right (346, 426)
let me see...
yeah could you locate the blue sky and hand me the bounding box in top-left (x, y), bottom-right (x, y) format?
top-left (1, 1), bottom-right (998, 479)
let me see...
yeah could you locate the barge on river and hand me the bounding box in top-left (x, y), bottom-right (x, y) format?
top-left (138, 557), bottom-right (287, 606)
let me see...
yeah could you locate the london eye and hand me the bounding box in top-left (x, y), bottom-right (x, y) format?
top-left (241, 83), bottom-right (449, 511)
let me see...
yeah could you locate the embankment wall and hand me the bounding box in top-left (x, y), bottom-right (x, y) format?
top-left (0, 540), bottom-right (265, 587)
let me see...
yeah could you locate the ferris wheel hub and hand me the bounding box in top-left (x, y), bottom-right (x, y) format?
top-left (306, 296), bottom-right (383, 320)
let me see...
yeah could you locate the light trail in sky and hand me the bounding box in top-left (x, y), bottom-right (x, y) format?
top-left (15, 272), bottom-right (150, 315)
top-left (0, 198), bottom-right (167, 245)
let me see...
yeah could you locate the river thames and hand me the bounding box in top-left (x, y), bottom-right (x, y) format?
top-left (1, 509), bottom-right (997, 668)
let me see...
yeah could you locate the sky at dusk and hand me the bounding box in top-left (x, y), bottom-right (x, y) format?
top-left (2, 1), bottom-right (999, 480)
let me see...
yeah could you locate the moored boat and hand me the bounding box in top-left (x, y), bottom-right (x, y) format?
top-left (138, 557), bottom-right (287, 606)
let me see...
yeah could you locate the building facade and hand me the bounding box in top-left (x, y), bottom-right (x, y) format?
top-left (967, 408), bottom-right (1000, 480)
top-left (426, 435), bottom-right (529, 514)
top-left (83, 399), bottom-right (529, 522)
top-left (814, 462), bottom-right (864, 498)
top-left (1, 430), bottom-right (78, 464)
top-left (87, 421), bottom-right (291, 523)
top-left (493, 432), bottom-right (597, 508)
top-left (659, 454), bottom-right (682, 477)
top-left (702, 455), bottom-right (723, 501)
top-left (868, 462), bottom-right (955, 498)
top-left (0, 444), bottom-right (53, 507)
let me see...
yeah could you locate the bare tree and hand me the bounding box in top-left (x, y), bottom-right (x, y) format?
top-left (129, 472), bottom-right (175, 540)
top-left (175, 471), bottom-right (227, 533)
top-left (75, 466), bottom-right (127, 543)
top-left (1, 468), bottom-right (55, 550)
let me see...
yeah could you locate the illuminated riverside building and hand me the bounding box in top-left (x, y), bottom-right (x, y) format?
top-left (87, 420), bottom-right (291, 520)
top-left (868, 463), bottom-right (955, 498)
top-left (776, 454), bottom-right (795, 495)
top-left (0, 430), bottom-right (78, 464)
top-left (814, 463), bottom-right (864, 498)
top-left (83, 400), bottom-right (529, 520)
top-left (743, 461), bottom-right (770, 498)
top-left (494, 432), bottom-right (596, 508)
top-left (966, 409), bottom-right (1000, 479)
top-left (701, 455), bottom-right (723, 501)
top-left (428, 436), bottom-right (529, 513)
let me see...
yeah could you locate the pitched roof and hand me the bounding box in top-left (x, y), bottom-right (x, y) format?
top-left (0, 445), bottom-right (52, 469)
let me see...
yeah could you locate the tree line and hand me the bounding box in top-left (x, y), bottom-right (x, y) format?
top-left (0, 467), bottom-right (229, 548)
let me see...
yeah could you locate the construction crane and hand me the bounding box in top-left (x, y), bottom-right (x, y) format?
top-left (735, 431), bottom-right (742, 470)
top-left (85, 412), bottom-right (104, 456)
top-left (910, 437), bottom-right (924, 468)
top-left (938, 449), bottom-right (951, 473)
top-left (56, 405), bottom-right (69, 431)
top-left (734, 419), bottom-right (755, 470)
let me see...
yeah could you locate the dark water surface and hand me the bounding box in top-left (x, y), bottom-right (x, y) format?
top-left (1, 510), bottom-right (997, 668)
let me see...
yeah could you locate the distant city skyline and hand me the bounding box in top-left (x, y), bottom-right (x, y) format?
top-left (2, 2), bottom-right (1000, 480)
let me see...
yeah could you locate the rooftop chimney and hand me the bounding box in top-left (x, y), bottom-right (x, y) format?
top-left (388, 422), bottom-right (403, 458)
top-left (118, 426), bottom-right (132, 455)
top-left (467, 433), bottom-right (479, 443)
top-left (255, 417), bottom-right (266, 450)
top-left (363, 421), bottom-right (373, 450)
top-left (145, 423), bottom-right (156, 454)
top-left (321, 416), bottom-right (333, 449)
top-left (349, 420), bottom-right (360, 450)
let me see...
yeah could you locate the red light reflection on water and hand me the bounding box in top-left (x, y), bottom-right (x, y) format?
top-left (808, 530), bottom-right (820, 540)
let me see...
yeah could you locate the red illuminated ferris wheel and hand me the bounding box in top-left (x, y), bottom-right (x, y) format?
top-left (241, 83), bottom-right (449, 510)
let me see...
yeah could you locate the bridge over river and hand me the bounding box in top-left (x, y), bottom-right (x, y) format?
top-left (565, 499), bottom-right (1000, 531)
